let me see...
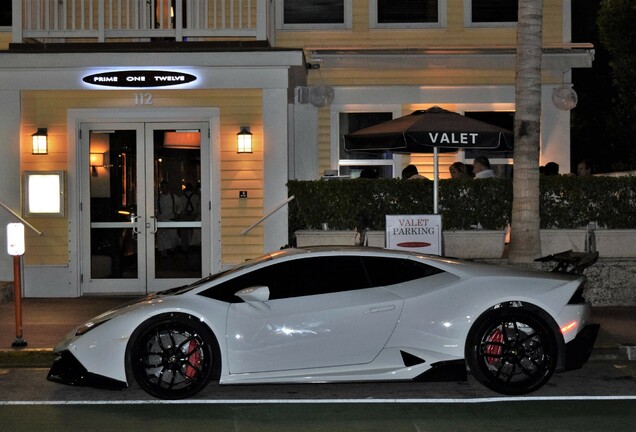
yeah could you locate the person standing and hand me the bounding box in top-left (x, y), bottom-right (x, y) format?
top-left (449, 162), bottom-right (469, 178)
top-left (156, 181), bottom-right (181, 257)
top-left (577, 160), bottom-right (592, 176)
top-left (402, 164), bottom-right (427, 179)
top-left (473, 156), bottom-right (495, 178)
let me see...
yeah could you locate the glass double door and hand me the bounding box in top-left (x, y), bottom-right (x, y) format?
top-left (81, 122), bottom-right (210, 294)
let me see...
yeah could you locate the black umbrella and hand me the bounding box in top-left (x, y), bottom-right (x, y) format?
top-left (344, 106), bottom-right (513, 213)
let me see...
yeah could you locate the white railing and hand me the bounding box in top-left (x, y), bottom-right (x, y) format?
top-left (13, 0), bottom-right (268, 43)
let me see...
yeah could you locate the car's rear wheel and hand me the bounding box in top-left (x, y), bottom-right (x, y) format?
top-left (466, 307), bottom-right (558, 395)
top-left (127, 313), bottom-right (219, 399)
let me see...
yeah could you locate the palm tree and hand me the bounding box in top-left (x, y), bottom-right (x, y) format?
top-left (508, 0), bottom-right (543, 265)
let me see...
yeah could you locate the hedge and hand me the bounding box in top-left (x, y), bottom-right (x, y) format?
top-left (287, 176), bottom-right (636, 239)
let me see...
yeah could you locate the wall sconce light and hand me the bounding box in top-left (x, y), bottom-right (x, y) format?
top-left (237, 126), bottom-right (253, 154)
top-left (89, 153), bottom-right (104, 176)
top-left (32, 128), bottom-right (48, 155)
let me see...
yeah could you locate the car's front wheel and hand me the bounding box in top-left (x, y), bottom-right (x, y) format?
top-left (466, 307), bottom-right (558, 395)
top-left (127, 313), bottom-right (219, 399)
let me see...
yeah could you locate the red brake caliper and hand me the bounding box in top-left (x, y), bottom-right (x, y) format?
top-left (184, 339), bottom-right (201, 379)
top-left (485, 328), bottom-right (504, 365)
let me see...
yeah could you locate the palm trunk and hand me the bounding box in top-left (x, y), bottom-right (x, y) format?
top-left (508, 0), bottom-right (543, 265)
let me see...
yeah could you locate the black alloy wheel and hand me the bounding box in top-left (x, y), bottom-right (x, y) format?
top-left (127, 313), bottom-right (219, 399)
top-left (466, 307), bottom-right (558, 395)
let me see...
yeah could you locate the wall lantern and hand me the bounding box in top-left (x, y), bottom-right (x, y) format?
top-left (89, 153), bottom-right (105, 176)
top-left (237, 126), bottom-right (253, 154)
top-left (31, 128), bottom-right (48, 155)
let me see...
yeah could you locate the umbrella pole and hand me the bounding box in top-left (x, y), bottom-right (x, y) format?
top-left (433, 147), bottom-right (439, 214)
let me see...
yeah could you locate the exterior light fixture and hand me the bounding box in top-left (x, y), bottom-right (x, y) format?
top-left (89, 153), bottom-right (105, 176)
top-left (237, 127), bottom-right (252, 154)
top-left (32, 128), bottom-right (48, 155)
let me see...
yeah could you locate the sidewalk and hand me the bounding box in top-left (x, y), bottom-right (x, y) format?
top-left (0, 297), bottom-right (134, 367)
top-left (0, 297), bottom-right (634, 367)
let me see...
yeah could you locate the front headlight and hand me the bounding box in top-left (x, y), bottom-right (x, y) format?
top-left (75, 318), bottom-right (109, 336)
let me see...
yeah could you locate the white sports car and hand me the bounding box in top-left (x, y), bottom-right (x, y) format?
top-left (48, 247), bottom-right (599, 399)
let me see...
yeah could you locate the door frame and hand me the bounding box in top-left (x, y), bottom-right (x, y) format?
top-left (67, 108), bottom-right (221, 296)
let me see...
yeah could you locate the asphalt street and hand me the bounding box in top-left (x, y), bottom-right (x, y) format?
top-left (2, 400), bottom-right (636, 432)
top-left (1, 362), bottom-right (636, 432)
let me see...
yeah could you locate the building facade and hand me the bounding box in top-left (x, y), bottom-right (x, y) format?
top-left (0, 0), bottom-right (593, 297)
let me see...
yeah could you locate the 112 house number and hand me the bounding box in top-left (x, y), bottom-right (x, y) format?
top-left (134, 93), bottom-right (153, 105)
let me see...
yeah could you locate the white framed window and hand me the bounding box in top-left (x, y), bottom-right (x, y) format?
top-left (465, 0), bottom-right (517, 28)
top-left (276, 0), bottom-right (352, 30)
top-left (370, 0), bottom-right (446, 29)
top-left (0, 1), bottom-right (11, 28)
top-left (331, 105), bottom-right (403, 179)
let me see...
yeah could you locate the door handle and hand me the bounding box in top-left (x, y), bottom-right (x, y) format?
top-left (149, 216), bottom-right (158, 234)
top-left (368, 305), bottom-right (396, 314)
top-left (131, 214), bottom-right (141, 235)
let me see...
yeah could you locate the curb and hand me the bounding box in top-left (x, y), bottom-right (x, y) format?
top-left (589, 347), bottom-right (621, 362)
top-left (0, 348), bottom-right (55, 368)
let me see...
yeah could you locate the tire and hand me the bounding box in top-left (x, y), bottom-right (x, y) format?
top-left (127, 313), bottom-right (220, 399)
top-left (465, 307), bottom-right (558, 395)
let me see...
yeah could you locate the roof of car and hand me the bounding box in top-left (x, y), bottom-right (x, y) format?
top-left (269, 246), bottom-right (419, 260)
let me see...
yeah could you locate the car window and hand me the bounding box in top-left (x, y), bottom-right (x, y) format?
top-left (200, 255), bottom-right (371, 302)
top-left (361, 256), bottom-right (444, 287)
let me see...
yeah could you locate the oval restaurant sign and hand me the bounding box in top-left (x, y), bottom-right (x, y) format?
top-left (83, 70), bottom-right (196, 88)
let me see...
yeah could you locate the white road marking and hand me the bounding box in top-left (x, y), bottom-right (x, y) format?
top-left (2, 396), bottom-right (636, 405)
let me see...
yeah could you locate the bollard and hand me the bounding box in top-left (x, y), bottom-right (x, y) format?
top-left (12, 255), bottom-right (27, 348)
top-left (7, 223), bottom-right (27, 348)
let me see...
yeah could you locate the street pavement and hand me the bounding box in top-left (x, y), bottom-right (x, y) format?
top-left (0, 296), bottom-right (634, 367)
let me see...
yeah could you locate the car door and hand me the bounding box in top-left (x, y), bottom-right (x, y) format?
top-left (225, 255), bottom-right (404, 374)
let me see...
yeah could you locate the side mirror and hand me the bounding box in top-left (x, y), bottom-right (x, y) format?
top-left (235, 285), bottom-right (270, 303)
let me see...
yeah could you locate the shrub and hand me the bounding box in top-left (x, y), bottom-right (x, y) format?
top-left (288, 176), bottom-right (636, 241)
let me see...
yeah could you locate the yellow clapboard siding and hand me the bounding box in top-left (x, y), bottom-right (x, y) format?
top-left (309, 69), bottom-right (516, 86)
top-left (24, 243), bottom-right (69, 264)
top-left (223, 252), bottom-right (265, 266)
top-left (309, 67), bottom-right (562, 87)
top-left (0, 31), bottom-right (10, 50)
top-left (221, 208), bottom-right (266, 218)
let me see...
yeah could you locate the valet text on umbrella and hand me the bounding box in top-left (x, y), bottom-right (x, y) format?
top-left (428, 132), bottom-right (479, 145)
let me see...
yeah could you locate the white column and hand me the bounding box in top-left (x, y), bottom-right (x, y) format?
top-left (0, 90), bottom-right (21, 280)
top-left (541, 85), bottom-right (572, 173)
top-left (263, 88), bottom-right (290, 252)
top-left (291, 103), bottom-right (318, 180)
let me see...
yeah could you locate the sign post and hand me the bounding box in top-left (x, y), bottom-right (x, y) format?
top-left (7, 223), bottom-right (27, 347)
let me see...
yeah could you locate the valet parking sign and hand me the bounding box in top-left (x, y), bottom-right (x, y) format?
top-left (386, 215), bottom-right (442, 256)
